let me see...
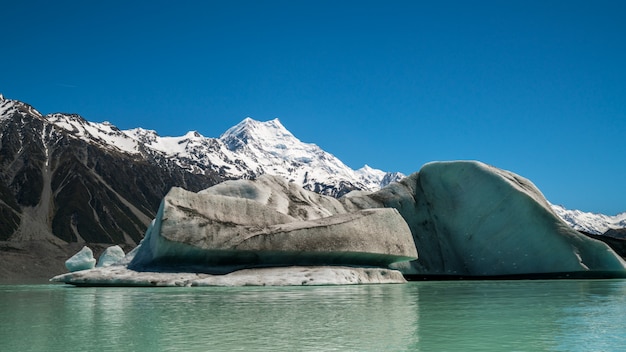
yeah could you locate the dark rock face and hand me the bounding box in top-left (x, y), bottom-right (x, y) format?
top-left (0, 101), bottom-right (222, 246)
top-left (581, 229), bottom-right (626, 258)
top-left (604, 228), bottom-right (626, 239)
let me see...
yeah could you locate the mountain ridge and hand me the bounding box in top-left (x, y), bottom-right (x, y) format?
top-left (551, 204), bottom-right (626, 235)
top-left (0, 95), bottom-right (221, 246)
top-left (36, 98), bottom-right (403, 197)
top-left (0, 94), bottom-right (623, 246)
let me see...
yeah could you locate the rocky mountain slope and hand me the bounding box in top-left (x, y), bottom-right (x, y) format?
top-left (0, 96), bottom-right (222, 248)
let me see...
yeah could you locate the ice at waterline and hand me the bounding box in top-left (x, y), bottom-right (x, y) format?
top-left (51, 161), bottom-right (626, 286)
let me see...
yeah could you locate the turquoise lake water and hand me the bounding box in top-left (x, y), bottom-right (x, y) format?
top-left (1, 280), bottom-right (626, 351)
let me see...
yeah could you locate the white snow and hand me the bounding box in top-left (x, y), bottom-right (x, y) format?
top-left (218, 117), bottom-right (401, 193)
top-left (46, 113), bottom-right (142, 155)
top-left (551, 204), bottom-right (626, 234)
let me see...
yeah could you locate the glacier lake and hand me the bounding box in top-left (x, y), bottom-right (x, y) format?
top-left (2, 280), bottom-right (626, 351)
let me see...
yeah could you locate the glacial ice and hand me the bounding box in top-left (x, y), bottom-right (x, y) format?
top-left (51, 265), bottom-right (406, 286)
top-left (53, 161), bottom-right (626, 286)
top-left (65, 246), bottom-right (96, 272)
top-left (349, 161), bottom-right (626, 277)
top-left (52, 175), bottom-right (416, 286)
top-left (128, 184), bottom-right (417, 273)
top-left (96, 245), bottom-right (126, 267)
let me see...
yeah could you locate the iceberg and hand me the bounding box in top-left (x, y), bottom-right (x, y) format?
top-left (96, 245), bottom-right (126, 267)
top-left (65, 246), bottom-right (96, 272)
top-left (128, 187), bottom-right (417, 273)
top-left (52, 161), bottom-right (626, 286)
top-left (347, 161), bottom-right (626, 278)
top-left (53, 175), bottom-right (417, 286)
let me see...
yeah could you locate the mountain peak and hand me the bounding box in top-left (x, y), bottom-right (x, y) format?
top-left (359, 164), bottom-right (375, 172)
top-left (0, 94), bottom-right (15, 118)
top-left (220, 117), bottom-right (295, 151)
top-left (226, 117), bottom-right (287, 133)
top-left (0, 94), bottom-right (44, 120)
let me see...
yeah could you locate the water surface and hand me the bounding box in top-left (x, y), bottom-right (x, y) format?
top-left (1, 280), bottom-right (625, 351)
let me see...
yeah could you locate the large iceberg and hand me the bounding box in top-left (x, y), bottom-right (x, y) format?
top-left (53, 175), bottom-right (417, 286)
top-left (52, 161), bottom-right (626, 286)
top-left (346, 161), bottom-right (626, 278)
top-left (128, 186), bottom-right (417, 273)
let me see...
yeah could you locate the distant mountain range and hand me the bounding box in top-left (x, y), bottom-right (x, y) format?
top-left (551, 204), bottom-right (626, 235)
top-left (0, 95), bottom-right (400, 246)
top-left (0, 94), bottom-right (623, 249)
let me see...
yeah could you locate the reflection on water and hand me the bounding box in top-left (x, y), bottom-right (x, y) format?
top-left (410, 280), bottom-right (626, 351)
top-left (1, 280), bottom-right (626, 351)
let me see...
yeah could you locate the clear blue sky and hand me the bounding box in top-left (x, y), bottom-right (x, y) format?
top-left (3, 1), bottom-right (625, 215)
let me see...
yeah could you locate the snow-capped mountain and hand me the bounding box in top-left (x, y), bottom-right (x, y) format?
top-left (42, 106), bottom-right (403, 197)
top-left (0, 95), bottom-right (222, 244)
top-left (218, 117), bottom-right (401, 195)
top-left (551, 204), bottom-right (626, 235)
top-left (0, 94), bottom-right (404, 245)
